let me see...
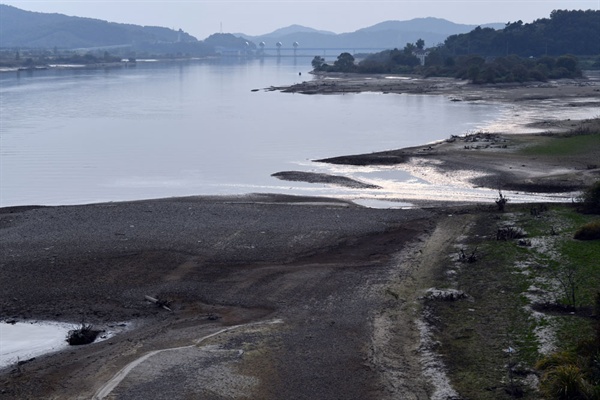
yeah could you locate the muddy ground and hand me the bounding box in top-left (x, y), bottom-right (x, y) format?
top-left (1, 194), bottom-right (446, 399)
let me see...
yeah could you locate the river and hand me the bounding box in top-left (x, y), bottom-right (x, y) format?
top-left (0, 57), bottom-right (575, 208)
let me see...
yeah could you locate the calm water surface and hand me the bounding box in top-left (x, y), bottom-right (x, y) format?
top-left (1, 58), bottom-right (516, 207)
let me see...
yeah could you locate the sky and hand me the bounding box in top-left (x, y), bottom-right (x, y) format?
top-left (2, 0), bottom-right (599, 40)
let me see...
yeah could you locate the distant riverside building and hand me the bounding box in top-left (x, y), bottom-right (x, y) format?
top-left (213, 44), bottom-right (253, 57)
top-left (214, 46), bottom-right (245, 56)
top-left (413, 49), bottom-right (430, 66)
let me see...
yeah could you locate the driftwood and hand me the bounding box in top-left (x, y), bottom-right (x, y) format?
top-left (67, 323), bottom-right (100, 345)
top-left (145, 295), bottom-right (172, 312)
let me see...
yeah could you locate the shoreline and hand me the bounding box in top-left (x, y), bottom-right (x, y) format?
top-left (268, 70), bottom-right (600, 102)
top-left (0, 57), bottom-right (220, 74)
top-left (266, 72), bottom-right (600, 198)
top-left (313, 122), bottom-right (600, 194)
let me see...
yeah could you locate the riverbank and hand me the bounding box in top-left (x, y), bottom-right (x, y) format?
top-left (269, 72), bottom-right (600, 198)
top-left (268, 71), bottom-right (600, 103)
top-left (316, 118), bottom-right (600, 194)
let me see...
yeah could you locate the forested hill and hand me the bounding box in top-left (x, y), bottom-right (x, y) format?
top-left (443, 10), bottom-right (599, 57)
top-left (316, 10), bottom-right (599, 83)
top-left (0, 4), bottom-right (197, 48)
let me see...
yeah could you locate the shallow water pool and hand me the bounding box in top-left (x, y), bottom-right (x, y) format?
top-left (0, 321), bottom-right (71, 369)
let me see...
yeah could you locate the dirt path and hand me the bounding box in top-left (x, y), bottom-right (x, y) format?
top-left (362, 209), bottom-right (479, 399)
top-left (93, 319), bottom-right (283, 399)
top-left (408, 213), bottom-right (477, 400)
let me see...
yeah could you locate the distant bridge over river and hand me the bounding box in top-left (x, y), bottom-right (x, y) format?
top-left (257, 47), bottom-right (389, 57)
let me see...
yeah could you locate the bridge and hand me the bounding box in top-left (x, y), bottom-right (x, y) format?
top-left (257, 47), bottom-right (389, 57)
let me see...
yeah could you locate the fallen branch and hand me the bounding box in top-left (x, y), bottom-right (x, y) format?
top-left (145, 295), bottom-right (172, 312)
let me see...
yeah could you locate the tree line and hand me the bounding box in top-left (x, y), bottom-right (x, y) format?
top-left (313, 10), bottom-right (599, 84)
top-left (313, 48), bottom-right (584, 83)
top-left (444, 10), bottom-right (599, 58)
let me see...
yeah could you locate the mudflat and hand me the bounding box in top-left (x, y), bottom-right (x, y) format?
top-left (317, 121), bottom-right (600, 194)
top-left (1, 194), bottom-right (438, 399)
top-left (271, 73), bottom-right (600, 196)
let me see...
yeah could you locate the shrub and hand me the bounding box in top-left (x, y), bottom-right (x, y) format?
top-left (496, 225), bottom-right (526, 240)
top-left (550, 67), bottom-right (572, 79)
top-left (529, 68), bottom-right (548, 82)
top-left (540, 364), bottom-right (588, 399)
top-left (574, 220), bottom-right (600, 240)
top-left (536, 351), bottom-right (577, 371)
top-left (578, 181), bottom-right (600, 214)
top-left (537, 346), bottom-right (600, 399)
top-left (496, 191), bottom-right (509, 211)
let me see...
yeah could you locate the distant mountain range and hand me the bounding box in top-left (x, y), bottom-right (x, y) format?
top-left (0, 4), bottom-right (197, 49)
top-left (0, 4), bottom-right (505, 53)
top-left (236, 18), bottom-right (505, 49)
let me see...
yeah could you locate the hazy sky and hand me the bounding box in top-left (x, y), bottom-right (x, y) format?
top-left (3, 0), bottom-right (599, 39)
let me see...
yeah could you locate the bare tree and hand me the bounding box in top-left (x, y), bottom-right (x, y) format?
top-left (554, 263), bottom-right (582, 309)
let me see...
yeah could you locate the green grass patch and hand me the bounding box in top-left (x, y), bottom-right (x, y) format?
top-left (427, 205), bottom-right (600, 399)
top-left (519, 133), bottom-right (600, 157)
top-left (554, 205), bottom-right (591, 226)
top-left (559, 239), bottom-right (600, 305)
top-left (554, 315), bottom-right (597, 351)
top-left (429, 214), bottom-right (540, 399)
